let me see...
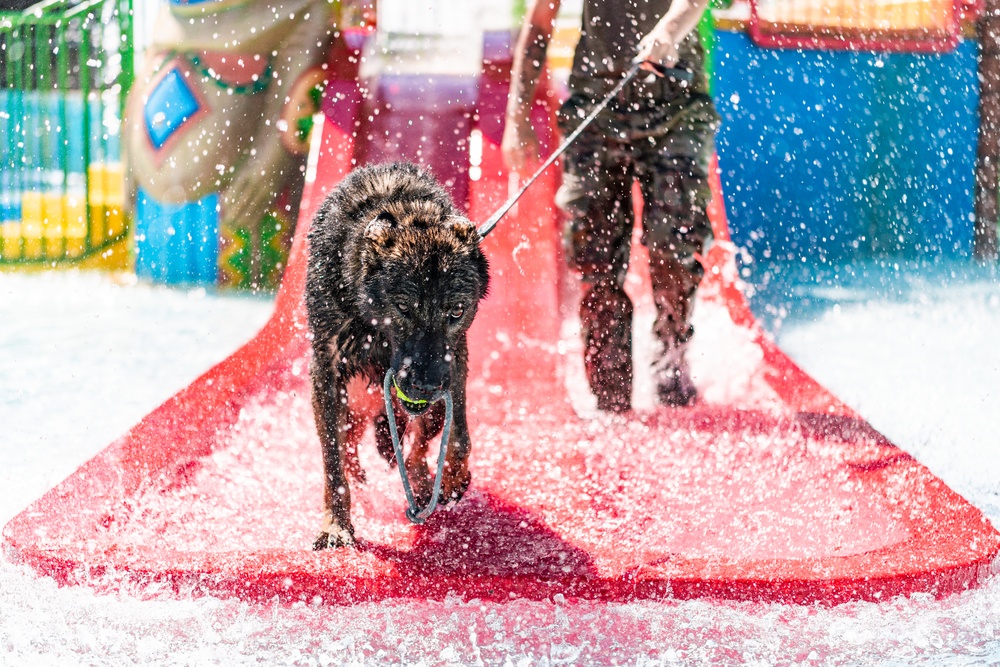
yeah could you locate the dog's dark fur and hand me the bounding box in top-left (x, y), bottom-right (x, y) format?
top-left (306, 162), bottom-right (489, 548)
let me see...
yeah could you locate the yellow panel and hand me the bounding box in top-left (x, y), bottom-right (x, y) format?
top-left (21, 192), bottom-right (44, 260)
top-left (42, 192), bottom-right (66, 259)
top-left (66, 191), bottom-right (88, 258)
top-left (761, 0), bottom-right (952, 31)
top-left (2, 222), bottom-right (22, 261)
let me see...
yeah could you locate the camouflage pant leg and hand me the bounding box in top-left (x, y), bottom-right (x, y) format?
top-left (555, 126), bottom-right (635, 411)
top-left (555, 124), bottom-right (634, 286)
top-left (637, 156), bottom-right (713, 349)
top-left (633, 98), bottom-right (718, 399)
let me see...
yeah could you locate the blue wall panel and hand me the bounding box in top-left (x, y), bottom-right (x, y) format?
top-left (713, 31), bottom-right (979, 262)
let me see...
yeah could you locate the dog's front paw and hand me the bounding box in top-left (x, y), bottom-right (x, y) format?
top-left (440, 467), bottom-right (471, 506)
top-left (404, 455), bottom-right (434, 507)
top-left (313, 527), bottom-right (356, 550)
top-left (312, 512), bottom-right (356, 549)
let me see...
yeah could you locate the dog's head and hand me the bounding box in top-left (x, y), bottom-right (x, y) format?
top-left (359, 207), bottom-right (489, 414)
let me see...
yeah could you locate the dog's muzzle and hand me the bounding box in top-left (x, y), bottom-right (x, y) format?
top-left (392, 377), bottom-right (444, 415)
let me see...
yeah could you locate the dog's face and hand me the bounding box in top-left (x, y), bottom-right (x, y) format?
top-left (359, 209), bottom-right (489, 414)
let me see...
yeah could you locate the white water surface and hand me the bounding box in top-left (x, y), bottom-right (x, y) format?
top-left (0, 266), bottom-right (998, 666)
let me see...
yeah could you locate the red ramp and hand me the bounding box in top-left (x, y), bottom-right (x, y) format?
top-left (5, 63), bottom-right (998, 605)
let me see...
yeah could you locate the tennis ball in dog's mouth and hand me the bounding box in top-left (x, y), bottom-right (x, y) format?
top-left (393, 378), bottom-right (428, 408)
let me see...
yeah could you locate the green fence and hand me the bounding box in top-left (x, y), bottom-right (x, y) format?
top-left (0, 0), bottom-right (133, 265)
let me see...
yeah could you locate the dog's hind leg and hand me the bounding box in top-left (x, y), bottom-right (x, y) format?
top-left (373, 400), bottom-right (409, 467)
top-left (311, 346), bottom-right (356, 549)
top-left (342, 412), bottom-right (367, 485)
top-left (343, 376), bottom-right (383, 483)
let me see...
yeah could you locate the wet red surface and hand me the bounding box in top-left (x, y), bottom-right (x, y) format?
top-left (4, 67), bottom-right (998, 605)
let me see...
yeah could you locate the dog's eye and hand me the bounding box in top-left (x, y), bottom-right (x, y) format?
top-left (396, 302), bottom-right (410, 314)
top-left (449, 305), bottom-right (464, 319)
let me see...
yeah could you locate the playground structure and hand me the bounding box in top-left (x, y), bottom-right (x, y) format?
top-left (711, 0), bottom-right (989, 262)
top-left (0, 0), bottom-right (132, 269)
top-left (4, 30), bottom-right (998, 605)
top-left (123, 0), bottom-right (335, 289)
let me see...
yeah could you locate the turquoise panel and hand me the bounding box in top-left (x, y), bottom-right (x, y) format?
top-left (144, 68), bottom-right (200, 151)
top-left (135, 188), bottom-right (219, 285)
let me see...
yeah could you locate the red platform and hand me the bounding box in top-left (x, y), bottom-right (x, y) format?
top-left (5, 79), bottom-right (998, 605)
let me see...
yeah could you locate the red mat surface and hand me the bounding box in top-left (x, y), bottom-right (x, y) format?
top-left (5, 86), bottom-right (999, 605)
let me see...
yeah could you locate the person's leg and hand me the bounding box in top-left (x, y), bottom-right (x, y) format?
top-left (579, 278), bottom-right (633, 412)
top-left (636, 122), bottom-right (715, 406)
top-left (555, 130), bottom-right (635, 412)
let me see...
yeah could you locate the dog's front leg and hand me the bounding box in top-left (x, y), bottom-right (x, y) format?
top-left (441, 348), bottom-right (473, 505)
top-left (311, 347), bottom-right (356, 549)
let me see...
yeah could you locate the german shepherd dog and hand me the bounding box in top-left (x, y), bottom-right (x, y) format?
top-left (306, 162), bottom-right (490, 548)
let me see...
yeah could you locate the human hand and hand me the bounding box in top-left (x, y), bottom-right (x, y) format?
top-left (501, 117), bottom-right (540, 177)
top-left (634, 26), bottom-right (681, 76)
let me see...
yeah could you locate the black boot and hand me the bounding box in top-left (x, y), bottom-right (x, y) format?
top-left (580, 282), bottom-right (633, 413)
top-left (654, 337), bottom-right (697, 407)
top-left (649, 254), bottom-right (700, 408)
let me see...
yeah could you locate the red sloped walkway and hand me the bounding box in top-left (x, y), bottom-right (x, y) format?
top-left (5, 72), bottom-right (998, 606)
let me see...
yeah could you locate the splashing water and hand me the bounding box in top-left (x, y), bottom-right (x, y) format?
top-left (1, 267), bottom-right (998, 666)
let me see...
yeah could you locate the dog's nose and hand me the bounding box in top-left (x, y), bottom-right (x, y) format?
top-left (413, 380), bottom-right (445, 396)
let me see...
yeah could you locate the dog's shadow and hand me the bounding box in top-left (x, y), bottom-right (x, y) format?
top-left (361, 490), bottom-right (596, 579)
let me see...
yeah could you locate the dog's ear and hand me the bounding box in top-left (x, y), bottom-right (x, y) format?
top-left (444, 216), bottom-right (489, 299)
top-left (365, 211), bottom-right (397, 246)
top-left (444, 216), bottom-right (479, 246)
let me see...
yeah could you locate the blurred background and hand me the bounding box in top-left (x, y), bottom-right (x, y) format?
top-left (0, 0), bottom-right (996, 286)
